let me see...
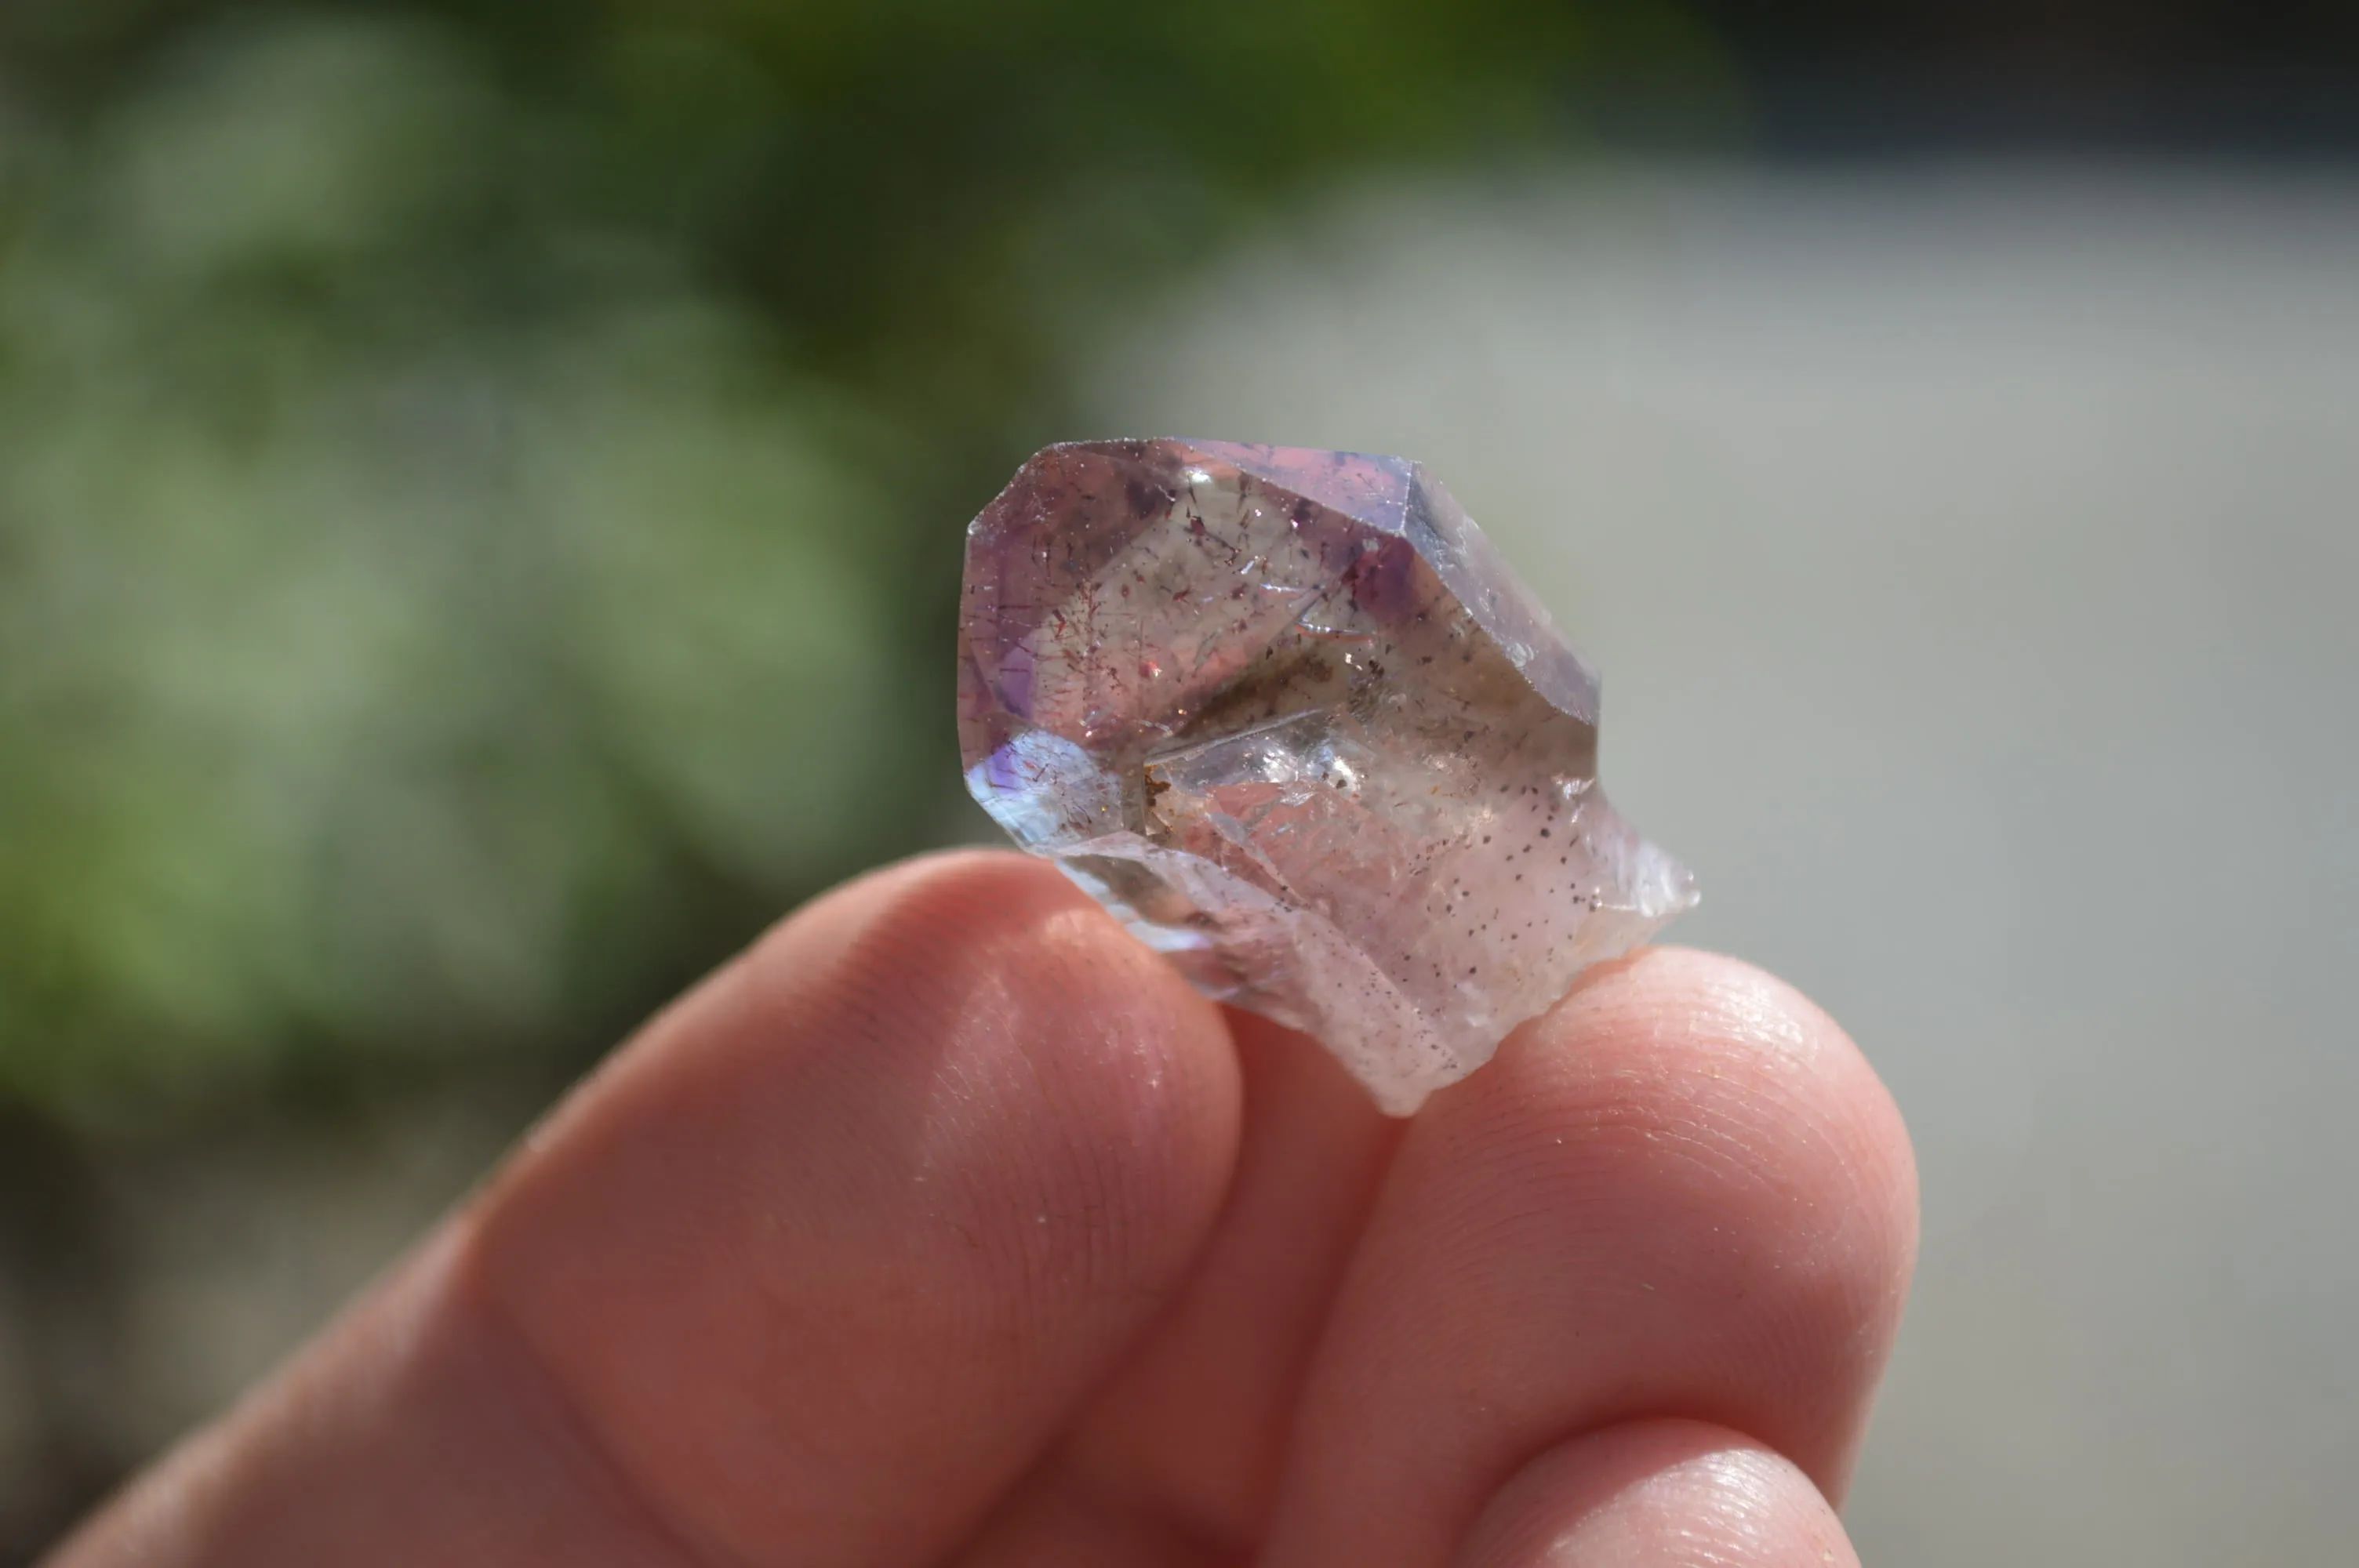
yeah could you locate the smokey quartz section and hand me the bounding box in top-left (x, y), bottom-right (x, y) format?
top-left (958, 439), bottom-right (1696, 1115)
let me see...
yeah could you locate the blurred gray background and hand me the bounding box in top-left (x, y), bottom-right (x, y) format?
top-left (1088, 169), bottom-right (2359, 1563)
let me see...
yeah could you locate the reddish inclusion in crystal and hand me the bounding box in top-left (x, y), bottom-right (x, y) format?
top-left (958, 439), bottom-right (1695, 1114)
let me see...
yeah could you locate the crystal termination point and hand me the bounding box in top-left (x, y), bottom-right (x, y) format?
top-left (958, 440), bottom-right (1697, 1115)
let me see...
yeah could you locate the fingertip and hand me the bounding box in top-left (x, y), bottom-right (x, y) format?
top-left (751, 847), bottom-right (1246, 1179)
top-left (465, 848), bottom-right (1247, 1563)
top-left (1515, 945), bottom-right (1921, 1345)
top-left (1454, 1420), bottom-right (1857, 1568)
top-left (1500, 946), bottom-right (1918, 1494)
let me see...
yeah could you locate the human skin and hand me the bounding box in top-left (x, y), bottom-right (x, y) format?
top-left (46, 851), bottom-right (1917, 1567)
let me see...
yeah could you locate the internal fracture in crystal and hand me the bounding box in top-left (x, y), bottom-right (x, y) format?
top-left (958, 439), bottom-right (1697, 1115)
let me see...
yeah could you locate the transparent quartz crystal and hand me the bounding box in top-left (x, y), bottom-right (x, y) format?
top-left (958, 439), bottom-right (1696, 1114)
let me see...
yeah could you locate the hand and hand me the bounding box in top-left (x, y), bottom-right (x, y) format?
top-left (48, 852), bottom-right (1916, 1568)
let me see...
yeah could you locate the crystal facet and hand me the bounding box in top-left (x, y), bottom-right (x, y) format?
top-left (958, 440), bottom-right (1697, 1114)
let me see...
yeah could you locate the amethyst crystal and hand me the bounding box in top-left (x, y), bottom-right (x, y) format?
top-left (958, 440), bottom-right (1696, 1114)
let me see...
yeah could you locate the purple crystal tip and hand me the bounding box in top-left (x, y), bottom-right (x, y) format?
top-left (958, 439), bottom-right (1696, 1114)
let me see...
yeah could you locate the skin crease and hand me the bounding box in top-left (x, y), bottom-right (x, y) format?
top-left (46, 851), bottom-right (1917, 1568)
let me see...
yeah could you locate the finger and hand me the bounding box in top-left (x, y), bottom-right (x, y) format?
top-left (1261, 948), bottom-right (1917, 1568)
top-left (954, 1012), bottom-right (1406, 1562)
top-left (52, 851), bottom-right (1244, 1568)
top-left (1452, 1419), bottom-right (1858, 1568)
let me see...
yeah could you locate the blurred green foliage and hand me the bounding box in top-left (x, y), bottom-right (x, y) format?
top-left (0, 1), bottom-right (1717, 1126)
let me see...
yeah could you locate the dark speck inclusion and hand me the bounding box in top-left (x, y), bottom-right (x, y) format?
top-left (958, 439), bottom-right (1697, 1114)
